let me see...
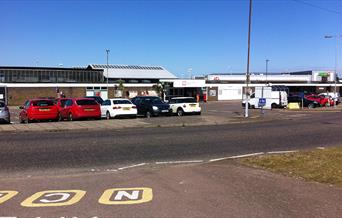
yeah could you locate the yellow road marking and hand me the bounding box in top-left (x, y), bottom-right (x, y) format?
top-left (98, 187), bottom-right (153, 205)
top-left (0, 191), bottom-right (18, 204)
top-left (21, 190), bottom-right (86, 207)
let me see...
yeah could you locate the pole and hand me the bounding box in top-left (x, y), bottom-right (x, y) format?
top-left (245, 0), bottom-right (252, 118)
top-left (325, 35), bottom-right (342, 108)
top-left (334, 36), bottom-right (338, 108)
top-left (106, 49), bottom-right (110, 97)
top-left (266, 59), bottom-right (269, 85)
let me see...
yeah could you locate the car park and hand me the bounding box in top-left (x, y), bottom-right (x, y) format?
top-left (101, 98), bottom-right (137, 119)
top-left (287, 96), bottom-right (320, 109)
top-left (0, 101), bottom-right (10, 124)
top-left (59, 98), bottom-right (101, 121)
top-left (19, 99), bottom-right (59, 123)
top-left (131, 96), bottom-right (172, 118)
top-left (169, 97), bottom-right (201, 116)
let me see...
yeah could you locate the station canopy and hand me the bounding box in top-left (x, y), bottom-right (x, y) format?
top-left (88, 64), bottom-right (177, 79)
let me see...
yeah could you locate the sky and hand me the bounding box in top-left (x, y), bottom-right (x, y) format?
top-left (0, 0), bottom-right (342, 77)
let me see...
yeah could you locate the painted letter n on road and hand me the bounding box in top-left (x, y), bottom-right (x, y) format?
top-left (99, 187), bottom-right (153, 205)
top-left (0, 191), bottom-right (18, 204)
top-left (21, 190), bottom-right (86, 207)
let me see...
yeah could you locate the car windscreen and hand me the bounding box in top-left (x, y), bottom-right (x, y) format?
top-left (113, 100), bottom-right (131, 104)
top-left (32, 100), bottom-right (54, 106)
top-left (76, 99), bottom-right (98, 105)
top-left (173, 98), bottom-right (196, 103)
top-left (151, 98), bottom-right (163, 104)
top-left (0, 102), bottom-right (5, 107)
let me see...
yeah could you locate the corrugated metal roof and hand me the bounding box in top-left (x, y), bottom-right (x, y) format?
top-left (88, 64), bottom-right (177, 79)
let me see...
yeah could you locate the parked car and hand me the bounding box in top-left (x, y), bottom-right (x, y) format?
top-left (0, 100), bottom-right (10, 124)
top-left (101, 98), bottom-right (137, 119)
top-left (169, 97), bottom-right (201, 116)
top-left (131, 96), bottom-right (172, 117)
top-left (59, 98), bottom-right (101, 121)
top-left (19, 99), bottom-right (59, 123)
top-left (287, 96), bottom-right (320, 109)
top-left (85, 96), bottom-right (104, 105)
top-left (305, 94), bottom-right (333, 106)
top-left (319, 92), bottom-right (340, 105)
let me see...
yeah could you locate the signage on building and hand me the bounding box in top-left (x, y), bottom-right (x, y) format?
top-left (173, 80), bottom-right (206, 88)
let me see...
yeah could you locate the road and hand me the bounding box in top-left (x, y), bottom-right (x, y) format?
top-left (1, 111), bottom-right (341, 175)
top-left (0, 110), bottom-right (342, 217)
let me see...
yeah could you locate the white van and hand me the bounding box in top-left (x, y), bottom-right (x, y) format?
top-left (242, 86), bottom-right (288, 109)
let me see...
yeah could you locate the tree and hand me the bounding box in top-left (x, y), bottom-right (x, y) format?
top-left (152, 81), bottom-right (165, 99)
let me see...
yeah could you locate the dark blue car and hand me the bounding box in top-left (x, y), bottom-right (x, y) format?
top-left (131, 96), bottom-right (172, 118)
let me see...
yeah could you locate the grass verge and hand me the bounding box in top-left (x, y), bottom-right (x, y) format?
top-left (239, 147), bottom-right (342, 187)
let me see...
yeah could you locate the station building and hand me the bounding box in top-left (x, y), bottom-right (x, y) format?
top-left (0, 65), bottom-right (177, 105)
top-left (0, 65), bottom-right (340, 105)
top-left (205, 70), bottom-right (341, 101)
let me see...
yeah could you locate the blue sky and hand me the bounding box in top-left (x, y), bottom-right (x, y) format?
top-left (0, 0), bottom-right (341, 77)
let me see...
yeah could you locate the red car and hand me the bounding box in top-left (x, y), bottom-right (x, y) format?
top-left (305, 94), bottom-right (334, 107)
top-left (59, 98), bottom-right (101, 121)
top-left (19, 99), bottom-right (59, 123)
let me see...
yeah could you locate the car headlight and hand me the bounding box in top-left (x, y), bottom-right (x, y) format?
top-left (152, 106), bottom-right (158, 111)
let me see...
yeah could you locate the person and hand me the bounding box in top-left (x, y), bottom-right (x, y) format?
top-left (196, 94), bottom-right (200, 102)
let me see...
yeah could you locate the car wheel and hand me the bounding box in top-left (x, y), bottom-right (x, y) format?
top-left (106, 111), bottom-right (111, 120)
top-left (68, 113), bottom-right (73, 121)
top-left (271, 103), bottom-right (277, 109)
top-left (177, 108), bottom-right (184, 116)
top-left (308, 103), bottom-right (315, 109)
top-left (146, 111), bottom-right (151, 118)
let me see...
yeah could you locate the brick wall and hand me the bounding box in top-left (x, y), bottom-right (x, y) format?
top-left (8, 87), bottom-right (86, 106)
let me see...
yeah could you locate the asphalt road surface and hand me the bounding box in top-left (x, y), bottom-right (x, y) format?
top-left (1, 111), bottom-right (342, 217)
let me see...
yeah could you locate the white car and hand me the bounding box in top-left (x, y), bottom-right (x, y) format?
top-left (169, 97), bottom-right (201, 116)
top-left (101, 98), bottom-right (137, 119)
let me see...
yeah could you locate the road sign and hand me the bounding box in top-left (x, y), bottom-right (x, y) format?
top-left (258, 98), bottom-right (266, 107)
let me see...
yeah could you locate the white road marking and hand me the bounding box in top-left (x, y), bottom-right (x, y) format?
top-left (209, 152), bottom-right (264, 162)
top-left (155, 160), bottom-right (204, 165)
top-left (106, 169), bottom-right (118, 172)
top-left (118, 163), bottom-right (146, 170)
top-left (317, 147), bottom-right (325, 150)
top-left (267, 150), bottom-right (298, 154)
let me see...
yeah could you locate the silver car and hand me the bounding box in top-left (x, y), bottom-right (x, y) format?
top-left (0, 101), bottom-right (10, 124)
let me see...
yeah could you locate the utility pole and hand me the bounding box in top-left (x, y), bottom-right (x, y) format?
top-left (265, 59), bottom-right (270, 85)
top-left (324, 35), bottom-right (342, 108)
top-left (106, 49), bottom-right (110, 97)
top-left (245, 0), bottom-right (253, 118)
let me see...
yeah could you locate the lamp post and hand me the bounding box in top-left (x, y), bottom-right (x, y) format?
top-left (245, 0), bottom-right (253, 118)
top-left (106, 49), bottom-right (110, 96)
top-left (265, 59), bottom-right (270, 85)
top-left (324, 35), bottom-right (342, 108)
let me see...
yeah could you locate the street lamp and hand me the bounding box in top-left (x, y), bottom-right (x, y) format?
top-left (245, 0), bottom-right (253, 118)
top-left (106, 49), bottom-right (110, 95)
top-left (265, 59), bottom-right (270, 85)
top-left (324, 34), bottom-right (342, 108)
